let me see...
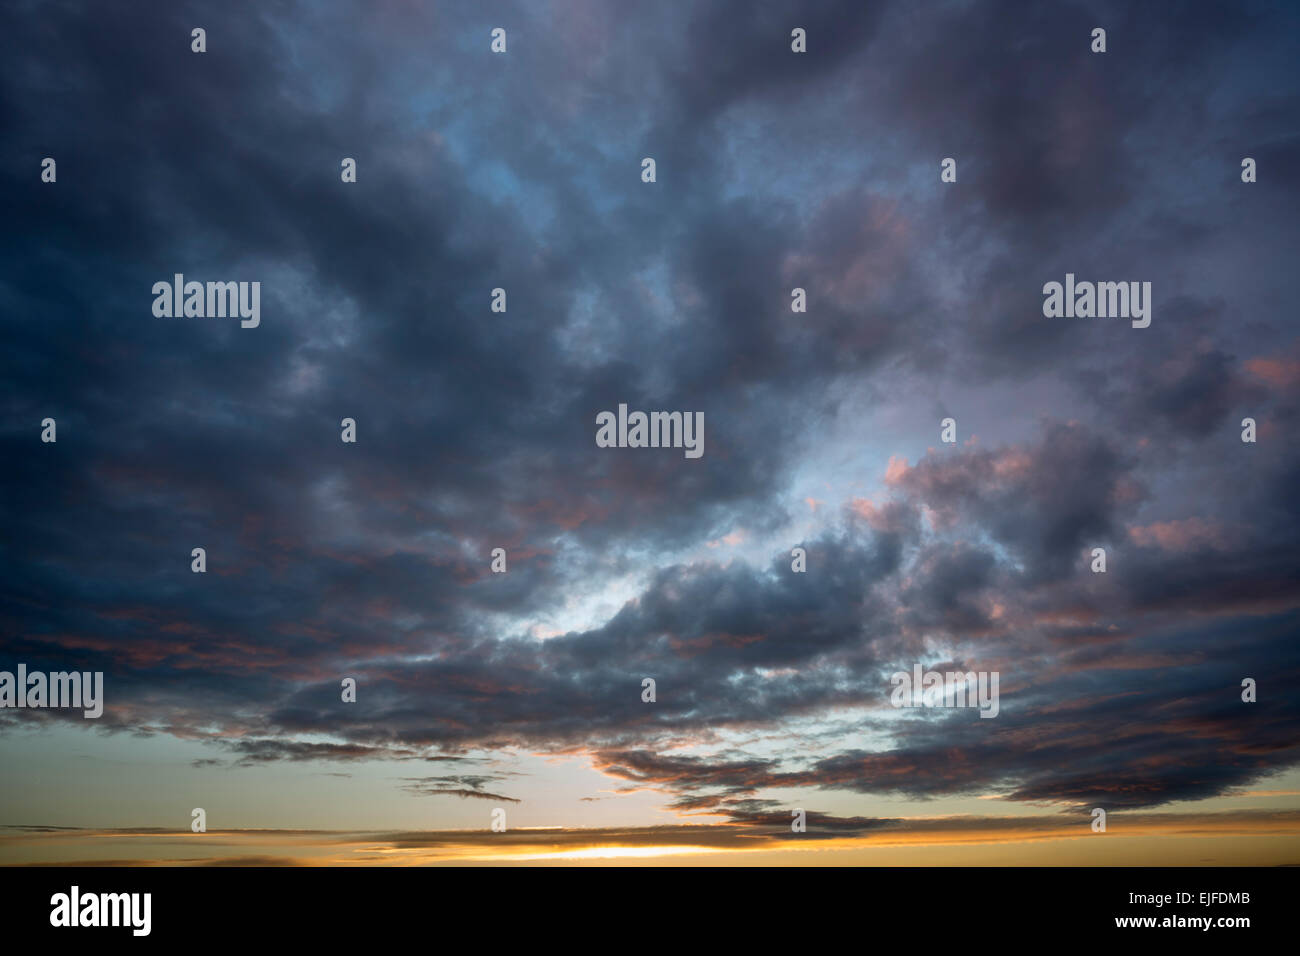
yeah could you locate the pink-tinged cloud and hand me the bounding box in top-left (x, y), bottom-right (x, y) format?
top-left (884, 455), bottom-right (909, 485)
top-left (1129, 517), bottom-right (1236, 552)
top-left (1245, 356), bottom-right (1300, 389)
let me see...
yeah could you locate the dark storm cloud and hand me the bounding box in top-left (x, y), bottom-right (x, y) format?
top-left (802, 624), bottom-right (1300, 810)
top-left (204, 739), bottom-right (428, 766)
top-left (2, 0), bottom-right (1298, 826)
top-left (570, 597), bottom-right (1299, 811)
top-left (255, 526), bottom-right (905, 752)
top-left (898, 542), bottom-right (1000, 633)
top-left (890, 421), bottom-right (1141, 583)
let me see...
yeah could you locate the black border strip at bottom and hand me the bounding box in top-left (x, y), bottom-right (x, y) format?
top-left (0, 865), bottom-right (1286, 942)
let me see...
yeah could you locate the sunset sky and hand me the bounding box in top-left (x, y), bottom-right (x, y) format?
top-left (2, 0), bottom-right (1299, 866)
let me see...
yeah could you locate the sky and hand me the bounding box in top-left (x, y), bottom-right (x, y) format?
top-left (1, 0), bottom-right (1299, 866)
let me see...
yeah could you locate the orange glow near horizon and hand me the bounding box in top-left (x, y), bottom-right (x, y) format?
top-left (5, 808), bottom-right (1300, 866)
